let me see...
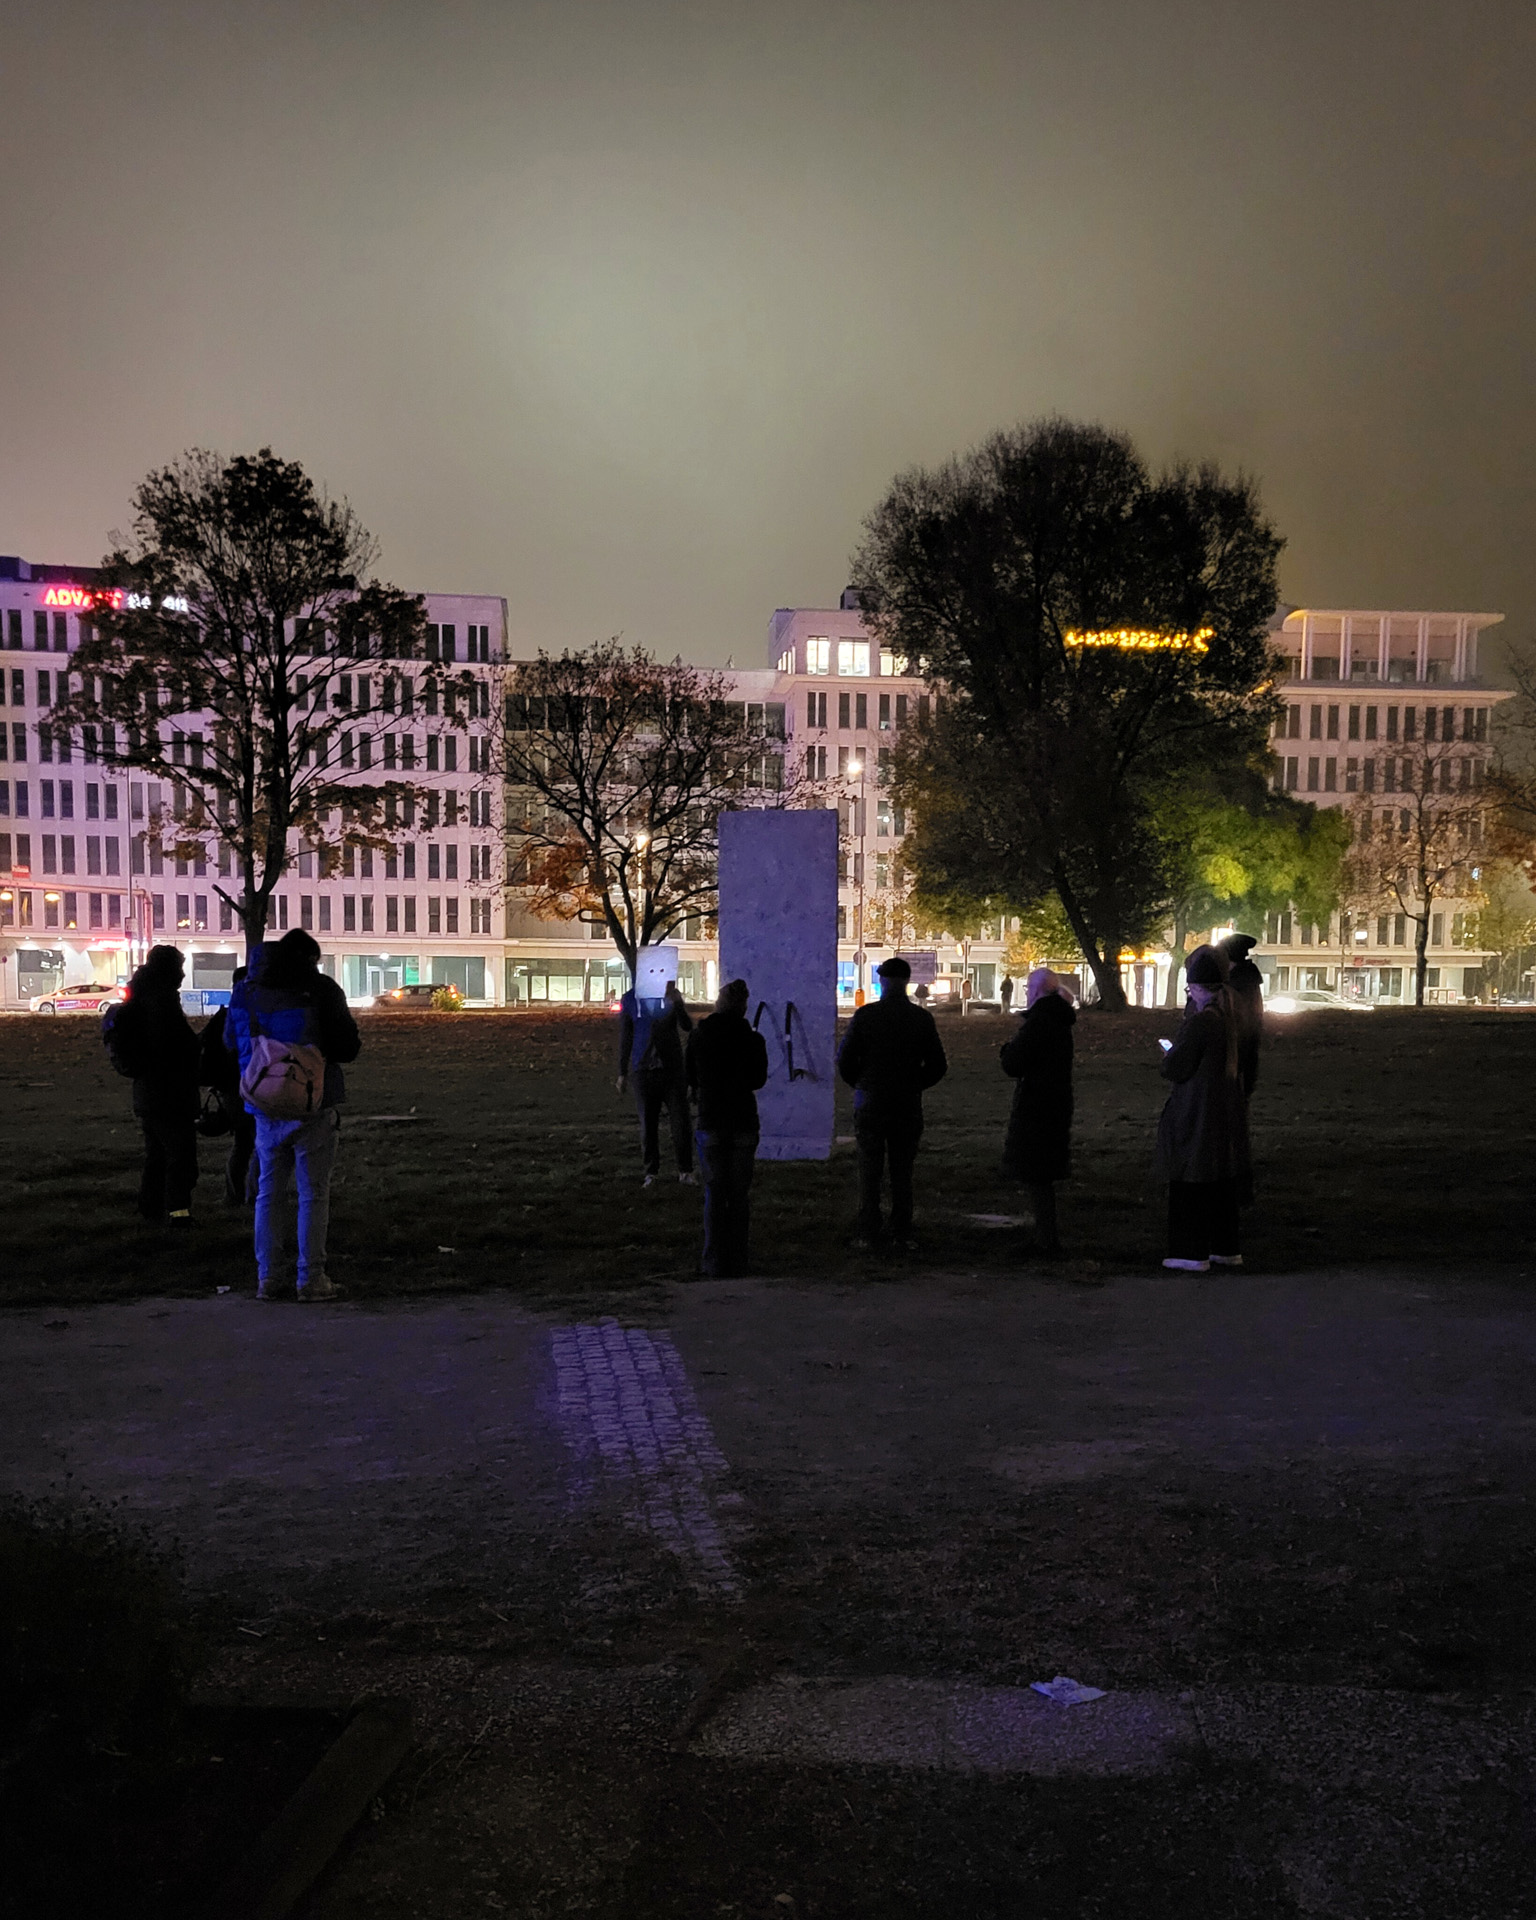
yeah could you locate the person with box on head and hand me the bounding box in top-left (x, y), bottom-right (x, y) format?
top-left (1153, 943), bottom-right (1252, 1273)
top-left (226, 930), bottom-right (361, 1302)
top-left (617, 975), bottom-right (695, 1186)
top-left (836, 954), bottom-right (948, 1250)
top-left (685, 978), bottom-right (769, 1277)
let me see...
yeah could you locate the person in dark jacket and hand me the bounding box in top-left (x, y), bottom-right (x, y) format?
top-left (1217, 932), bottom-right (1265, 1097)
top-left (1153, 944), bottom-right (1251, 1272)
top-left (836, 954), bottom-right (948, 1248)
top-left (685, 978), bottom-right (769, 1277)
top-left (617, 978), bottom-right (695, 1185)
top-left (199, 965), bottom-right (257, 1206)
top-left (122, 944), bottom-right (201, 1226)
top-left (999, 967), bottom-right (1076, 1255)
top-left (226, 930), bottom-right (361, 1301)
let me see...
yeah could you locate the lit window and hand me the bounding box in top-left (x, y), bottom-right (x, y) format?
top-left (837, 639), bottom-right (870, 677)
top-left (806, 638), bottom-right (831, 675)
top-left (777, 647), bottom-right (795, 673)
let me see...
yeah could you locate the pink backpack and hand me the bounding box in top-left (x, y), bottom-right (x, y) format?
top-left (239, 1008), bottom-right (327, 1120)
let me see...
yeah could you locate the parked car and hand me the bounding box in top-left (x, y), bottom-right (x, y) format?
top-left (1266, 988), bottom-right (1376, 1014)
top-left (371, 982), bottom-right (441, 1009)
top-left (30, 985), bottom-right (124, 1015)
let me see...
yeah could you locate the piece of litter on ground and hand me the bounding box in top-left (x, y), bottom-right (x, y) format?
top-left (438, 1246), bottom-right (457, 1254)
top-left (351, 1114), bottom-right (422, 1125)
top-left (967, 1213), bottom-right (1028, 1228)
top-left (1031, 1676), bottom-right (1106, 1706)
top-left (216, 1286), bottom-right (232, 1294)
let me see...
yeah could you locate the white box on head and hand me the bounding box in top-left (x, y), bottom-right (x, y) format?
top-left (634, 945), bottom-right (679, 1000)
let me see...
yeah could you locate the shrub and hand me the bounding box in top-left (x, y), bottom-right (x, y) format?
top-left (430, 986), bottom-right (464, 1012)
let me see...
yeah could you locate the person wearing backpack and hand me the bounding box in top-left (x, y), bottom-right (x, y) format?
top-left (107, 944), bottom-right (202, 1227)
top-left (226, 930), bottom-right (361, 1302)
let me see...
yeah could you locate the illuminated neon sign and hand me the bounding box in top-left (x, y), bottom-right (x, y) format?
top-left (1064, 627), bottom-right (1214, 654)
top-left (42, 586), bottom-right (124, 610)
top-left (38, 585), bottom-right (190, 614)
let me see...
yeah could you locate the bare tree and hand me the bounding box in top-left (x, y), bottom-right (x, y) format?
top-left (1340, 732), bottom-right (1489, 1005)
top-left (499, 643), bottom-right (786, 969)
top-left (52, 449), bottom-right (441, 954)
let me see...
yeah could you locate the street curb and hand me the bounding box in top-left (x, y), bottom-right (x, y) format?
top-left (206, 1695), bottom-right (414, 1920)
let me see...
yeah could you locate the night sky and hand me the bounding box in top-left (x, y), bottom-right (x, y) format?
top-left (1, 2), bottom-right (1531, 664)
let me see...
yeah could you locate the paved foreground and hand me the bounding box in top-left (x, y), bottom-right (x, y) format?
top-left (6, 1269), bottom-right (1536, 1916)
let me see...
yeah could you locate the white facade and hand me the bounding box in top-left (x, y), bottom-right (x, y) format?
top-left (0, 555), bottom-right (507, 1007)
top-left (1259, 608), bottom-right (1510, 1003)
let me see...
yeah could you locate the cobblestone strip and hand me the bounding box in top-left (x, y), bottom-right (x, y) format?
top-left (550, 1320), bottom-right (739, 1595)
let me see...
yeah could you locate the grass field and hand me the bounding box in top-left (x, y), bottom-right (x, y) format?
top-left (4, 1002), bottom-right (1533, 1309)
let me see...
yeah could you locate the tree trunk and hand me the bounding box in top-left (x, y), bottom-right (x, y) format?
top-left (1163, 911), bottom-right (1189, 1007)
top-left (1414, 906), bottom-right (1430, 1007)
top-left (1053, 868), bottom-right (1128, 1011)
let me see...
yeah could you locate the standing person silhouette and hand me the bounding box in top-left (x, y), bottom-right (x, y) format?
top-left (1154, 944), bottom-right (1251, 1272)
top-left (836, 955), bottom-right (948, 1250)
top-left (999, 967), bottom-right (1076, 1256)
top-left (617, 977), bottom-right (695, 1186)
top-left (686, 978), bottom-right (769, 1277)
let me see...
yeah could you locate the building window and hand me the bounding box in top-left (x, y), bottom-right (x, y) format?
top-left (446, 898), bottom-right (459, 934)
top-left (837, 640), bottom-right (870, 677)
top-left (806, 745), bottom-right (826, 781)
top-left (386, 896), bottom-right (399, 933)
top-left (220, 898), bottom-right (234, 931)
top-left (404, 896), bottom-right (416, 933)
top-left (301, 895), bottom-right (314, 929)
top-left (1309, 706), bottom-right (1322, 739)
top-left (1394, 914), bottom-right (1406, 946)
top-left (1348, 705), bottom-right (1360, 740)
top-left (1431, 913), bottom-right (1444, 946)
top-left (806, 691), bottom-right (826, 728)
top-left (319, 897), bottom-right (332, 932)
top-left (1306, 758), bottom-right (1320, 792)
top-left (428, 896), bottom-right (441, 933)
top-left (361, 896), bottom-right (374, 932)
top-left (1324, 758), bottom-right (1337, 792)
top-left (806, 638), bottom-right (830, 675)
top-left (838, 691), bottom-right (850, 729)
top-left (343, 896), bottom-right (356, 932)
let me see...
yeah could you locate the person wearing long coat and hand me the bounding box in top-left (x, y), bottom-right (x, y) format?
top-left (1154, 944), bottom-right (1252, 1272)
top-left (1217, 931), bottom-right (1265, 1097)
top-left (999, 967), bottom-right (1076, 1255)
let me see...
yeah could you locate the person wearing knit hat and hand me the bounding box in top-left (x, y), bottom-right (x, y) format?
top-left (1217, 932), bottom-right (1265, 1097)
top-left (1152, 943), bottom-right (1251, 1272)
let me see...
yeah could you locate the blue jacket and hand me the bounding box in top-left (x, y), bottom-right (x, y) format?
top-left (617, 988), bottom-right (692, 1077)
top-left (226, 959), bottom-right (361, 1114)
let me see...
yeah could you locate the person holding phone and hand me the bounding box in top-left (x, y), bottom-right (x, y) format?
top-left (1153, 944), bottom-right (1251, 1272)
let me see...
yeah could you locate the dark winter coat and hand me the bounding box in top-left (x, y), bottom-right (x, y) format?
top-left (999, 993), bottom-right (1075, 1182)
top-left (686, 1009), bottom-right (769, 1134)
top-left (1225, 957), bottom-right (1265, 1097)
top-left (836, 990), bottom-right (948, 1119)
top-left (1152, 998), bottom-right (1252, 1195)
top-left (124, 986), bottom-right (201, 1120)
top-left (199, 1007), bottom-right (241, 1097)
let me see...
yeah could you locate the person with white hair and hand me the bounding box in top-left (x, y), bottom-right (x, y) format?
top-left (998, 967), bottom-right (1076, 1255)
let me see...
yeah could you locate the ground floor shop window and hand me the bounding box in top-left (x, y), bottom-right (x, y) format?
top-left (431, 955), bottom-right (486, 1000)
top-left (342, 953), bottom-right (421, 998)
top-left (506, 955), bottom-right (626, 1005)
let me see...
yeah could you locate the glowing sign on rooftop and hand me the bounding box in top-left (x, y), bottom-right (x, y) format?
top-left (1064, 627), bottom-right (1214, 653)
top-left (38, 585), bottom-right (190, 614)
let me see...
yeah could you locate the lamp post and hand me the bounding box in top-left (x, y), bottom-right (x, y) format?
top-left (846, 759), bottom-right (867, 1005)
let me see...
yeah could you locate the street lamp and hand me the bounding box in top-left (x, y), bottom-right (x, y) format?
top-left (845, 759), bottom-right (867, 1004)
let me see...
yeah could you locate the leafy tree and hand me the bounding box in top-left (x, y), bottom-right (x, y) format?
top-left (1462, 863), bottom-right (1536, 1001)
top-left (1003, 894), bottom-right (1085, 976)
top-left (1154, 778), bottom-right (1348, 1003)
top-left (500, 643), bottom-right (783, 969)
top-left (852, 417), bottom-right (1284, 1008)
top-left (1340, 733), bottom-right (1489, 1005)
top-left (52, 449), bottom-right (432, 953)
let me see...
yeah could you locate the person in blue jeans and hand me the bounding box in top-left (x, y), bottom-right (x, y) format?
top-left (226, 930), bottom-right (361, 1302)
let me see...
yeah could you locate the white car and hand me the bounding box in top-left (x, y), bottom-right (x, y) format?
top-left (29, 985), bottom-right (124, 1015)
top-left (1266, 987), bottom-right (1375, 1014)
